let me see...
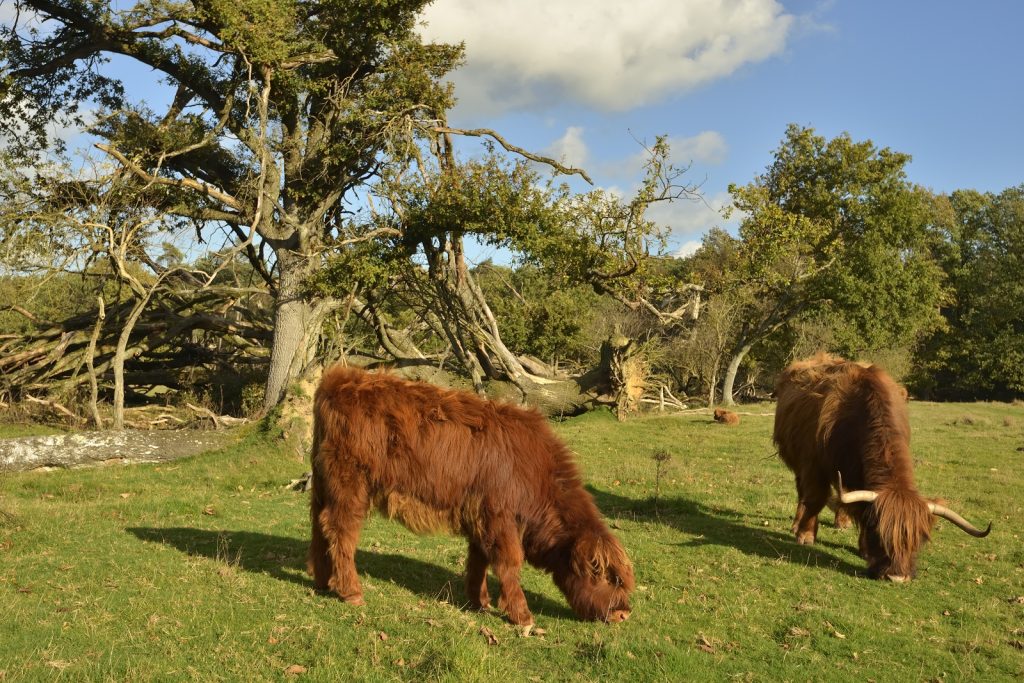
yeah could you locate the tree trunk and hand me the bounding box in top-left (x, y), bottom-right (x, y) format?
top-left (721, 341), bottom-right (754, 406)
top-left (264, 251), bottom-right (324, 411)
top-left (385, 362), bottom-right (602, 418)
top-left (85, 296), bottom-right (106, 429)
top-left (113, 291), bottom-right (158, 430)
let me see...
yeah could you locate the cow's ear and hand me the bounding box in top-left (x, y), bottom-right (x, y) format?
top-left (572, 534), bottom-right (611, 577)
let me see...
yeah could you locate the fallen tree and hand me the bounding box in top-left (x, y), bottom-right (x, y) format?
top-left (0, 283), bottom-right (272, 417)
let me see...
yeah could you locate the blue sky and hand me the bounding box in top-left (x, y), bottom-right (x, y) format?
top-left (420, 0), bottom-right (1024, 256)
top-left (7, 1), bottom-right (1020, 260)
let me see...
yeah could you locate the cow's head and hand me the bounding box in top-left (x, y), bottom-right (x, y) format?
top-left (554, 529), bottom-right (634, 622)
top-left (841, 476), bottom-right (991, 581)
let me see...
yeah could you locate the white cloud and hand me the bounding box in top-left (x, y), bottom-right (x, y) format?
top-left (645, 189), bottom-right (737, 243)
top-left (420, 0), bottom-right (794, 116)
top-left (544, 126), bottom-right (589, 168)
top-left (667, 131), bottom-right (728, 166)
top-left (597, 130), bottom-right (727, 190)
top-left (674, 239), bottom-right (703, 258)
top-left (0, 104), bottom-right (94, 160)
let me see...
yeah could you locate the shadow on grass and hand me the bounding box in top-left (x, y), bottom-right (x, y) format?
top-left (126, 527), bottom-right (575, 620)
top-left (588, 487), bottom-right (865, 577)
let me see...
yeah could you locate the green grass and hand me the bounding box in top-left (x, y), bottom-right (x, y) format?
top-left (1, 403), bottom-right (1022, 681)
top-left (0, 423), bottom-right (63, 439)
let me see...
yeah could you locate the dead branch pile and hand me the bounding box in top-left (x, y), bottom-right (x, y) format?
top-left (0, 285), bottom-right (272, 407)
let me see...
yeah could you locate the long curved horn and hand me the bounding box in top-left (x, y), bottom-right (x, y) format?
top-left (927, 503), bottom-right (992, 538)
top-left (836, 472), bottom-right (878, 504)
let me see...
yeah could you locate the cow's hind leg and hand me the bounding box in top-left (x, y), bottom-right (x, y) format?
top-left (790, 477), bottom-right (807, 536)
top-left (308, 478), bottom-right (332, 591)
top-left (312, 469), bottom-right (371, 605)
top-left (827, 496), bottom-right (854, 529)
top-left (465, 541), bottom-right (491, 610)
top-left (485, 515), bottom-right (533, 626)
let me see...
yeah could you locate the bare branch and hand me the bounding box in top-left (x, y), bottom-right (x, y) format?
top-left (434, 126), bottom-right (593, 184)
top-left (96, 144), bottom-right (242, 211)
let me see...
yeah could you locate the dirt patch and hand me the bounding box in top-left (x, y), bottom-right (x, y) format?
top-left (0, 429), bottom-right (238, 472)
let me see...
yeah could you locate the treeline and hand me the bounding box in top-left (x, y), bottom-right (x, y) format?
top-left (2, 128), bottom-right (1021, 416)
top-left (0, 2), bottom-right (1020, 426)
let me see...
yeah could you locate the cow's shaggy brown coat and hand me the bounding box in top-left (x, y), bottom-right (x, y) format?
top-left (713, 408), bottom-right (740, 425)
top-left (308, 366), bottom-right (634, 625)
top-left (773, 353), bottom-right (988, 580)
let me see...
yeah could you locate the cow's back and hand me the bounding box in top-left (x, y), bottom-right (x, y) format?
top-left (774, 355), bottom-right (911, 490)
top-left (313, 366), bottom-right (581, 522)
top-left (773, 355), bottom-right (842, 474)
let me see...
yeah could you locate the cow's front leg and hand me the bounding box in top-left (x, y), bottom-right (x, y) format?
top-left (465, 541), bottom-right (491, 610)
top-left (827, 496), bottom-right (854, 530)
top-left (486, 517), bottom-right (533, 626)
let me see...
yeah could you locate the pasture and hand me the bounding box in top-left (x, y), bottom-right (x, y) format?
top-left (1, 402), bottom-right (1021, 681)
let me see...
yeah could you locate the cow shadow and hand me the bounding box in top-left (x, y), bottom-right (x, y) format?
top-left (587, 487), bottom-right (865, 576)
top-left (126, 527), bottom-right (575, 620)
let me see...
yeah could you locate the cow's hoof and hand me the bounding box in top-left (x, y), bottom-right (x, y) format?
top-left (795, 532), bottom-right (816, 545)
top-left (342, 594), bottom-right (366, 606)
top-left (507, 614), bottom-right (534, 626)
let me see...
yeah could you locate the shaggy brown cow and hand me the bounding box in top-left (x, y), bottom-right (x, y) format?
top-left (773, 353), bottom-right (990, 580)
top-left (713, 408), bottom-right (740, 425)
top-left (307, 366), bottom-right (634, 625)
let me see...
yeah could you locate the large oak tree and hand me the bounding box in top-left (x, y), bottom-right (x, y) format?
top-left (1, 0), bottom-right (461, 408)
top-left (704, 125), bottom-right (944, 403)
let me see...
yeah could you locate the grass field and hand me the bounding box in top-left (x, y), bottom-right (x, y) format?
top-left (1, 402), bottom-right (1022, 681)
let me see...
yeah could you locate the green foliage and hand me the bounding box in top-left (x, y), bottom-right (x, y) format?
top-left (0, 0), bottom-right (468, 405)
top-left (475, 264), bottom-right (609, 367)
top-left (1, 404), bottom-right (1019, 680)
top-left (0, 274), bottom-right (95, 333)
top-left (701, 125), bottom-right (945, 376)
top-left (196, 0), bottom-right (301, 64)
top-left (912, 185), bottom-right (1024, 399)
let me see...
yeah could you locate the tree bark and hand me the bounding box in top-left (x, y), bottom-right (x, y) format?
top-left (263, 295), bottom-right (319, 409)
top-left (263, 250), bottom-right (327, 410)
top-left (721, 341), bottom-right (754, 406)
top-left (85, 296), bottom-right (105, 429)
top-left (113, 288), bottom-right (160, 430)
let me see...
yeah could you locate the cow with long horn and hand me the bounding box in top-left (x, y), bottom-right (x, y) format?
top-left (773, 353), bottom-right (990, 581)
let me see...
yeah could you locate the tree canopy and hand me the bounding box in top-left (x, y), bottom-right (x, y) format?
top-left (688, 125), bottom-right (945, 402)
top-left (1, 0), bottom-right (463, 407)
top-left (913, 185), bottom-right (1024, 399)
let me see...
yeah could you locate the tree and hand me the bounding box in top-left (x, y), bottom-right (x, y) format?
top-left (0, 158), bottom-right (273, 421)
top-left (1, 0), bottom-right (462, 409)
top-left (476, 263), bottom-right (608, 372)
top-left (913, 185), bottom-right (1024, 399)
top-left (711, 125), bottom-right (944, 403)
top-left (313, 134), bottom-right (700, 397)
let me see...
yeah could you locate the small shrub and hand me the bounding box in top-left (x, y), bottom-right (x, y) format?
top-left (650, 448), bottom-right (673, 513)
top-left (951, 415), bottom-right (991, 427)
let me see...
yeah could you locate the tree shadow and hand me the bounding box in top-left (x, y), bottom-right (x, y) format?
top-left (126, 527), bottom-right (575, 620)
top-left (587, 487), bottom-right (866, 576)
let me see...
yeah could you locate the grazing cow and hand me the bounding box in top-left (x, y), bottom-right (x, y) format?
top-left (773, 354), bottom-right (990, 580)
top-left (713, 408), bottom-right (740, 425)
top-left (308, 366), bottom-right (634, 625)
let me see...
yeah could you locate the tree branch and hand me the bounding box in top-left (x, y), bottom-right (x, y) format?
top-left (434, 126), bottom-right (593, 184)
